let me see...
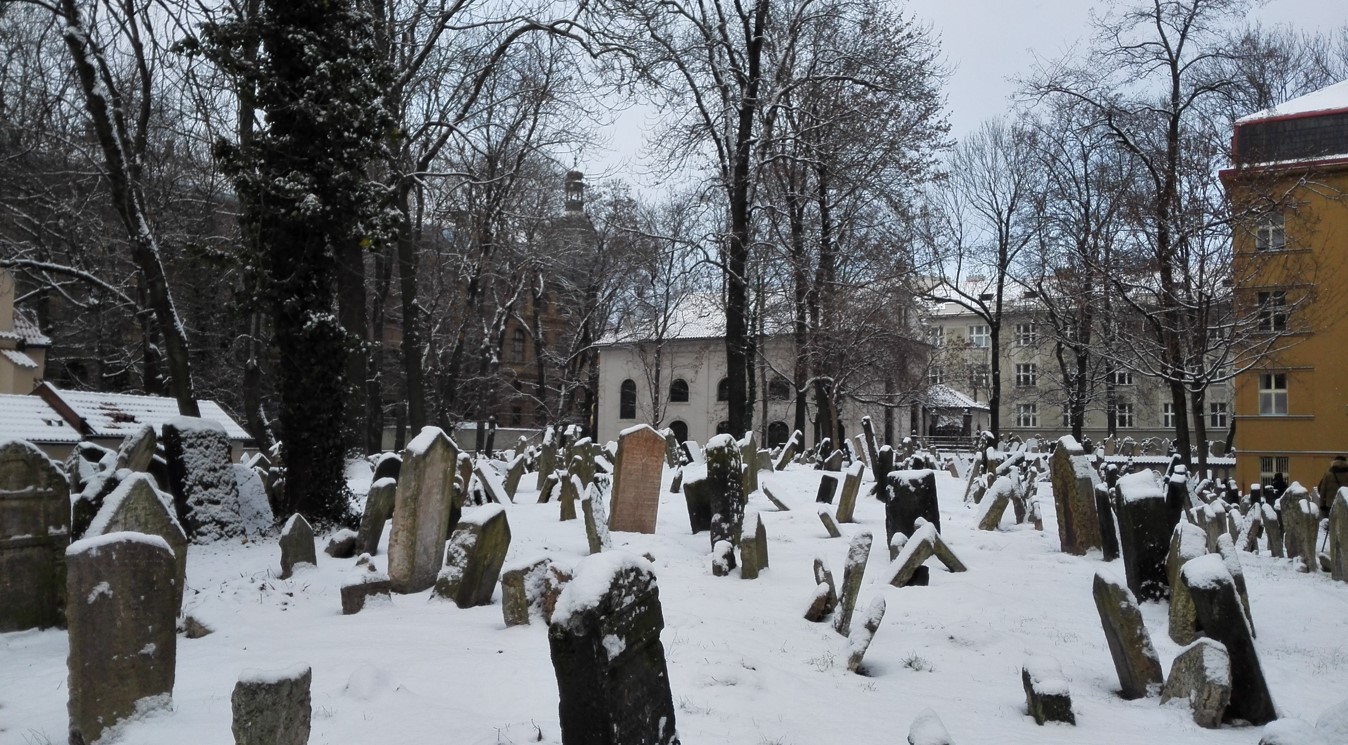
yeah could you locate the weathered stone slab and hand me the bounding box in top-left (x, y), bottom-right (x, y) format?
top-left (1161, 638), bottom-right (1231, 728)
top-left (773, 430), bottom-right (802, 471)
top-left (548, 552), bottom-right (677, 745)
top-left (836, 463), bottom-right (865, 523)
top-left (805, 557), bottom-right (839, 622)
top-left (1050, 436), bottom-right (1101, 555)
top-left (761, 485), bottom-right (790, 511)
top-left (1332, 489), bottom-right (1348, 581)
top-left (504, 454), bottom-right (526, 501)
top-left (279, 513), bottom-right (317, 580)
top-left (1180, 554), bottom-right (1276, 725)
top-left (907, 707), bottom-right (954, 745)
top-left (1092, 571), bottom-right (1163, 699)
top-left (1022, 655), bottom-right (1075, 725)
top-left (475, 461), bottom-right (512, 505)
top-left (860, 417), bottom-right (881, 472)
top-left (977, 477), bottom-right (1017, 531)
top-left (232, 664), bottom-right (311, 745)
top-left (816, 474), bottom-right (839, 504)
top-left (1168, 521), bottom-right (1208, 644)
top-left (1263, 502), bottom-right (1284, 558)
top-left (341, 570), bottom-right (391, 614)
top-left (683, 472), bottom-right (712, 533)
top-left (1095, 482), bottom-right (1121, 561)
top-left (501, 556), bottom-right (551, 626)
top-left (740, 511), bottom-right (768, 579)
top-left (372, 452), bottom-right (402, 483)
top-left (846, 595), bottom-right (886, 673)
top-left (114, 424), bottom-right (157, 472)
top-left (608, 425), bottom-right (666, 534)
top-left (559, 473), bottom-right (581, 522)
top-left (1216, 534), bottom-right (1254, 631)
top-left (66, 532), bottom-right (177, 745)
top-left (433, 504), bottom-right (512, 608)
top-left (705, 435), bottom-right (745, 568)
top-left (162, 416), bottom-right (243, 543)
top-left (817, 505), bottom-right (842, 538)
top-left (84, 472), bottom-right (188, 612)
top-left (740, 431), bottom-right (760, 496)
top-left (582, 478), bottom-right (613, 555)
top-left (884, 469), bottom-right (940, 543)
top-left (885, 523), bottom-right (967, 587)
top-left (670, 467), bottom-right (683, 494)
top-left (822, 449), bottom-right (844, 472)
top-left (833, 531), bottom-right (873, 636)
top-left (388, 427), bottom-right (458, 594)
top-left (1116, 470), bottom-right (1176, 601)
top-left (357, 477), bottom-right (397, 556)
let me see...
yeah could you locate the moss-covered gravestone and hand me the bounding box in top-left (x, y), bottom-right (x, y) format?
top-left (279, 513), bottom-right (317, 579)
top-left (388, 427), bottom-right (458, 593)
top-left (705, 435), bottom-right (745, 569)
top-left (357, 477), bottom-right (397, 556)
top-left (162, 416), bottom-right (243, 543)
top-left (1092, 571), bottom-right (1163, 699)
top-left (434, 504), bottom-right (511, 608)
top-left (1116, 470), bottom-right (1176, 601)
top-left (1049, 436), bottom-right (1101, 556)
top-left (232, 664), bottom-right (311, 745)
top-left (1180, 554), bottom-right (1276, 725)
top-left (548, 552), bottom-right (678, 745)
top-left (84, 473), bottom-right (188, 612)
top-left (0, 439), bottom-right (70, 632)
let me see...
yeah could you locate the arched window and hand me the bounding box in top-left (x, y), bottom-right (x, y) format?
top-left (669, 420), bottom-right (689, 444)
top-left (717, 377), bottom-right (731, 402)
top-left (670, 378), bottom-right (690, 403)
top-left (511, 329), bottom-right (527, 363)
top-left (715, 420), bottom-right (732, 435)
top-left (619, 379), bottom-right (637, 420)
top-left (767, 421), bottom-right (789, 448)
top-left (768, 376), bottom-right (791, 400)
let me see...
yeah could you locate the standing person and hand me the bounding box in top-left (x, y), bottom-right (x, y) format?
top-left (1316, 455), bottom-right (1348, 514)
top-left (1269, 472), bottom-right (1288, 501)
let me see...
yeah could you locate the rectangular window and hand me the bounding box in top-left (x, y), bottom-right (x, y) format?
top-left (1259, 373), bottom-right (1288, 415)
top-left (1259, 456), bottom-right (1290, 486)
top-left (1015, 363), bottom-right (1037, 388)
top-left (1109, 370), bottom-right (1134, 386)
top-left (928, 366), bottom-right (944, 386)
top-left (1015, 322), bottom-right (1038, 346)
top-left (927, 326), bottom-right (944, 348)
top-left (1114, 403), bottom-right (1135, 429)
top-left (1016, 403), bottom-right (1038, 428)
top-left (968, 325), bottom-right (990, 348)
top-left (1210, 402), bottom-right (1229, 429)
top-left (1255, 211), bottom-right (1286, 252)
top-left (1062, 410), bottom-right (1072, 428)
top-left (1257, 291), bottom-right (1287, 332)
top-left (1163, 402), bottom-right (1175, 429)
top-left (970, 365), bottom-right (989, 389)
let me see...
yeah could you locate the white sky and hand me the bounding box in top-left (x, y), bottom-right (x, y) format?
top-left (590, 0), bottom-right (1348, 189)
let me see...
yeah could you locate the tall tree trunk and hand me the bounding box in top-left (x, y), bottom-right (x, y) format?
top-left (395, 185), bottom-right (427, 430)
top-left (336, 237), bottom-right (369, 451)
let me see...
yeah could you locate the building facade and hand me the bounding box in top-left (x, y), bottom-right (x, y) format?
top-left (0, 268), bottom-right (49, 394)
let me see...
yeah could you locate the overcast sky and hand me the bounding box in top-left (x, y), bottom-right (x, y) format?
top-left (590, 0), bottom-right (1348, 189)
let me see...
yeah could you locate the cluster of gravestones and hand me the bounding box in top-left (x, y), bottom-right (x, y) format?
top-left (961, 444), bottom-right (1043, 532)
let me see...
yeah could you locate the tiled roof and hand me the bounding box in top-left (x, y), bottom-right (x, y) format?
top-left (1, 349), bottom-right (38, 370)
top-left (0, 394), bottom-right (81, 444)
top-left (44, 385), bottom-right (252, 442)
top-left (11, 310), bottom-right (50, 346)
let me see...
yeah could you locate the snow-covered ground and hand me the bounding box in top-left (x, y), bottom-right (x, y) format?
top-left (5, 462), bottom-right (1348, 744)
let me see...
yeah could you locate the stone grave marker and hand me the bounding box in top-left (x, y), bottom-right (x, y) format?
top-left (501, 556), bottom-right (551, 626)
top-left (232, 664), bottom-right (311, 745)
top-left (977, 476), bottom-right (1018, 531)
top-left (372, 452), bottom-right (402, 482)
top-left (537, 425), bottom-right (559, 478)
top-left (740, 431), bottom-right (760, 496)
top-left (773, 430), bottom-right (802, 471)
top-left (822, 449), bottom-right (844, 472)
top-left (388, 426), bottom-right (458, 594)
top-left (1167, 521), bottom-right (1208, 644)
top-left (860, 417), bottom-right (881, 470)
top-left (884, 469), bottom-right (940, 543)
top-left (885, 523), bottom-right (967, 587)
top-left (1094, 482), bottom-right (1121, 561)
top-left (1161, 638), bottom-right (1231, 728)
top-left (66, 532), bottom-right (177, 745)
top-left (662, 429), bottom-right (681, 468)
top-left (582, 478), bottom-right (613, 555)
top-left (833, 531), bottom-right (873, 636)
top-left (114, 423), bottom-right (157, 472)
top-left (608, 425), bottom-right (667, 534)
top-left (548, 552), bottom-right (678, 745)
top-left (846, 595), bottom-right (886, 673)
top-left (1116, 470), bottom-right (1176, 601)
top-left (816, 474), bottom-right (839, 504)
top-left (683, 470), bottom-right (712, 533)
top-left (475, 461), bottom-right (512, 505)
top-left (1332, 489), bottom-right (1348, 581)
top-left (84, 472), bottom-right (188, 612)
top-left (804, 557), bottom-right (839, 622)
top-left (503, 454), bottom-right (526, 501)
top-left (817, 505), bottom-right (842, 538)
top-left (1023, 656), bottom-right (1075, 725)
top-left (670, 467), bottom-right (683, 494)
top-left (560, 473), bottom-right (581, 521)
top-left (434, 504), bottom-right (512, 608)
top-left (835, 463), bottom-right (865, 523)
top-left (1263, 502), bottom-right (1285, 558)
top-left (325, 529), bottom-right (358, 558)
top-left (1049, 436), bottom-right (1101, 555)
top-left (0, 439), bottom-right (70, 632)
top-left (279, 513), bottom-right (317, 579)
top-left (705, 435), bottom-right (745, 568)
top-left (357, 477), bottom-right (397, 555)
top-left (341, 569), bottom-right (392, 614)
top-left (761, 485), bottom-right (790, 511)
top-left (162, 416), bottom-right (243, 542)
top-left (740, 511), bottom-right (768, 579)
top-left (1180, 554), bottom-right (1276, 725)
top-left (681, 439), bottom-right (704, 465)
top-left (1092, 570), bottom-right (1163, 699)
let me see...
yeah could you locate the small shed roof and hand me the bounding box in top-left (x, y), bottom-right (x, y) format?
top-left (38, 384), bottom-right (252, 442)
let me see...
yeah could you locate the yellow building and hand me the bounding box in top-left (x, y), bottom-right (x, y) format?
top-left (0, 268), bottom-right (48, 394)
top-left (1225, 79), bottom-right (1348, 490)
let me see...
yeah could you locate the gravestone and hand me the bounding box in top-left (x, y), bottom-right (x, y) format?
top-left (537, 426), bottom-right (558, 479)
top-left (874, 446), bottom-right (896, 497)
top-left (804, 557), bottom-right (839, 622)
top-left (608, 425), bottom-right (667, 534)
top-left (233, 463), bottom-right (274, 540)
top-left (548, 553), bottom-right (678, 745)
top-left (774, 430), bottom-right (803, 471)
top-left (761, 485), bottom-right (790, 511)
top-left (885, 523), bottom-right (967, 587)
top-left (816, 474), bottom-right (839, 504)
top-left (372, 452), bottom-right (402, 483)
top-left (683, 472), bottom-right (712, 533)
top-left (1116, 470), bottom-right (1175, 601)
top-left (539, 473), bottom-right (560, 504)
top-left (434, 504), bottom-right (512, 608)
top-left (162, 416), bottom-right (243, 543)
top-left (475, 461), bottom-right (512, 505)
top-left (833, 531), bottom-right (873, 636)
top-left (836, 463), bottom-right (865, 523)
top-left (907, 707), bottom-right (954, 745)
top-left (740, 431), bottom-right (760, 496)
top-left (357, 477), bottom-right (397, 555)
top-left (84, 473), bottom-right (188, 612)
top-left (681, 440), bottom-right (704, 465)
top-left (662, 429), bottom-right (681, 468)
top-left (1022, 656), bottom-right (1075, 725)
top-left (67, 532), bottom-right (177, 745)
top-left (884, 470), bottom-right (940, 543)
top-left (582, 478), bottom-right (613, 555)
top-left (860, 416), bottom-right (881, 472)
top-left (817, 505), bottom-right (842, 538)
top-left (341, 570), bottom-right (392, 614)
top-left (1180, 554), bottom-right (1276, 725)
top-left (504, 454), bottom-right (526, 501)
top-left (705, 435), bottom-right (745, 567)
top-left (501, 556), bottom-right (552, 626)
top-left (232, 664), bottom-right (311, 745)
top-left (1263, 502), bottom-right (1285, 558)
top-left (0, 439), bottom-right (70, 631)
top-left (977, 477), bottom-right (1018, 531)
top-left (1092, 571), bottom-right (1163, 699)
top-left (740, 512), bottom-right (768, 579)
top-left (560, 473), bottom-right (581, 522)
top-left (279, 513), bottom-right (317, 579)
top-left (114, 424), bottom-right (157, 472)
top-left (325, 529), bottom-right (358, 559)
top-left (1094, 482), bottom-right (1121, 561)
top-left (846, 595), bottom-right (886, 673)
top-left (1332, 489), bottom-right (1348, 581)
top-left (388, 427), bottom-right (458, 594)
top-left (670, 467), bottom-right (683, 494)
top-left (822, 449), bottom-right (844, 472)
top-left (1167, 521), bottom-right (1208, 644)
top-left (1049, 436), bottom-right (1101, 555)
top-left (1161, 638), bottom-right (1231, 728)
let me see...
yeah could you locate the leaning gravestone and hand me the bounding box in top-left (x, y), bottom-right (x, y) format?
top-left (846, 595), bottom-right (886, 674)
top-left (884, 470), bottom-right (940, 543)
top-left (0, 439), bottom-right (70, 632)
top-left (885, 523), bottom-right (967, 587)
top-left (1167, 521), bottom-right (1208, 645)
top-left (67, 532), bottom-right (177, 745)
top-left (279, 513), bottom-right (317, 579)
top-left (1180, 554), bottom-right (1277, 725)
top-left (582, 478), bottom-right (613, 555)
top-left (84, 473), bottom-right (188, 612)
top-left (1049, 436), bottom-right (1101, 556)
top-left (833, 531), bottom-right (873, 636)
top-left (113, 424), bottom-right (157, 472)
top-left (836, 462), bottom-right (865, 523)
top-left (388, 427), bottom-right (459, 594)
top-left (608, 425), bottom-right (667, 534)
top-left (816, 474), bottom-right (839, 504)
top-left (503, 454), bottom-right (526, 501)
top-left (357, 477), bottom-right (397, 555)
top-left (805, 557), bottom-right (839, 622)
top-left (501, 556), bottom-right (552, 626)
top-left (1022, 655), bottom-right (1075, 725)
top-left (1116, 470), bottom-right (1175, 601)
top-left (1092, 570), bottom-right (1163, 699)
top-left (162, 416), bottom-right (243, 543)
top-left (682, 470), bottom-right (712, 533)
top-left (861, 416), bottom-right (881, 472)
top-left (1332, 489), bottom-right (1348, 582)
top-left (434, 504), bottom-right (512, 608)
top-left (1161, 638), bottom-right (1231, 728)
top-left (548, 552), bottom-right (678, 745)
top-left (232, 664), bottom-right (311, 745)
top-left (740, 431), bottom-right (760, 496)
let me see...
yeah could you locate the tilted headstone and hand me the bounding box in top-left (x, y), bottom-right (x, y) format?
top-left (1161, 638), bottom-right (1231, 728)
top-left (681, 440), bottom-right (704, 465)
top-left (1094, 482), bottom-right (1121, 561)
top-left (761, 485), bottom-right (790, 511)
top-left (670, 467), bottom-right (683, 494)
top-left (114, 424), bottom-right (157, 472)
top-left (372, 452), bottom-right (402, 483)
top-left (504, 454), bottom-right (526, 501)
top-left (860, 416), bottom-right (881, 473)
top-left (341, 567), bottom-right (391, 614)
top-left (884, 469), bottom-right (940, 543)
top-left (805, 557), bottom-right (838, 622)
top-left (740, 431), bottom-right (760, 496)
top-left (388, 426), bottom-right (458, 593)
top-left (773, 430), bottom-right (803, 471)
top-left (885, 523), bottom-right (966, 587)
top-left (559, 473), bottom-right (581, 522)
top-left (835, 463), bottom-right (865, 523)
top-left (324, 529), bottom-right (358, 559)
top-left (475, 461), bottom-right (512, 505)
top-left (582, 478), bottom-right (613, 555)
top-left (84, 472), bottom-right (188, 612)
top-left (1331, 489), bottom-right (1348, 581)
top-left (434, 504), bottom-right (512, 608)
top-left (874, 446), bottom-right (896, 497)
top-left (740, 511), bottom-right (768, 579)
top-left (1092, 571), bottom-right (1163, 699)
top-left (501, 556), bottom-right (551, 626)
top-left (833, 531), bottom-right (873, 636)
top-left (1262, 502), bottom-right (1284, 558)
top-left (1049, 436), bottom-right (1101, 555)
top-left (705, 435), bottom-right (745, 568)
top-left (846, 595), bottom-right (886, 673)
top-left (822, 449), bottom-right (844, 472)
top-left (815, 474), bottom-right (839, 504)
top-left (357, 477), bottom-right (397, 555)
top-left (683, 470), bottom-right (712, 533)
top-left (162, 416), bottom-right (243, 543)
top-left (1115, 470), bottom-right (1176, 601)
top-left (853, 435), bottom-right (871, 469)
top-left (817, 505), bottom-right (842, 538)
top-left (976, 476), bottom-right (1018, 531)
top-left (1180, 554), bottom-right (1276, 725)
top-left (0, 439), bottom-right (70, 632)
top-left (662, 429), bottom-right (681, 468)
top-left (232, 664), bottom-right (312, 745)
top-left (1167, 521), bottom-right (1208, 644)
top-left (907, 707), bottom-right (954, 745)
top-left (537, 425), bottom-right (558, 479)
top-left (278, 513), bottom-right (317, 579)
top-left (1022, 655), bottom-right (1075, 725)
top-left (66, 532), bottom-right (177, 745)
top-left (608, 425), bottom-right (667, 534)
top-left (548, 553), bottom-right (678, 745)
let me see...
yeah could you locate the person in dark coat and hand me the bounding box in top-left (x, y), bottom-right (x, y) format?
top-left (1269, 472), bottom-right (1288, 501)
top-left (1317, 455), bottom-right (1348, 514)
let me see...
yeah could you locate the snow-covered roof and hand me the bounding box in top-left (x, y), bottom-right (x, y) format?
top-left (39, 385), bottom-right (251, 442)
top-left (1, 349), bottom-right (38, 370)
top-left (12, 310), bottom-right (49, 347)
top-left (910, 384), bottom-right (989, 411)
top-left (0, 393), bottom-right (82, 444)
top-left (1237, 79), bottom-right (1348, 123)
top-left (599, 292), bottom-right (794, 345)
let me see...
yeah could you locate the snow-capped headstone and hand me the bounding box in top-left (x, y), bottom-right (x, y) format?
top-left (773, 429), bottom-right (802, 471)
top-left (1167, 521), bottom-right (1208, 644)
top-left (113, 424), bottom-right (157, 473)
top-left (822, 449), bottom-right (844, 472)
top-left (815, 473), bottom-right (838, 504)
top-left (66, 532), bottom-right (177, 745)
top-left (1332, 489), bottom-right (1348, 581)
top-left (162, 416), bottom-right (243, 543)
top-left (883, 469), bottom-right (940, 543)
top-left (761, 485), bottom-right (790, 511)
top-left (683, 470), bottom-right (712, 533)
top-left (0, 439), bottom-right (69, 632)
top-left (357, 477), bottom-right (396, 556)
top-left (670, 466), bottom-right (683, 494)
top-left (1049, 436), bottom-right (1101, 556)
top-left (279, 514), bottom-right (316, 579)
top-left (503, 454), bottom-right (526, 501)
top-left (833, 531), bottom-right (873, 636)
top-left (835, 462), bottom-right (865, 523)
top-left (977, 476), bottom-right (1017, 531)
top-left (434, 504), bottom-right (512, 608)
top-left (860, 417), bottom-right (881, 474)
top-left (340, 568), bottom-right (391, 615)
top-left (740, 431), bottom-right (760, 496)
top-left (1022, 655), bottom-right (1075, 725)
top-left (559, 473), bottom-right (581, 522)
top-left (739, 511), bottom-right (768, 579)
top-left (1161, 638), bottom-right (1231, 728)
top-left (501, 556), bottom-right (551, 626)
top-left (388, 426), bottom-right (458, 593)
top-left (372, 452), bottom-right (401, 483)
top-left (84, 473), bottom-right (188, 612)
top-left (1180, 554), bottom-right (1277, 725)
top-left (474, 461), bottom-right (511, 505)
top-left (1092, 570), bottom-right (1164, 699)
top-left (805, 557), bottom-right (839, 622)
top-left (885, 523), bottom-right (967, 587)
top-left (324, 529), bottom-right (358, 559)
top-left (581, 477), bottom-right (613, 555)
top-left (1264, 501), bottom-right (1285, 558)
top-left (1094, 481), bottom-right (1121, 561)
top-left (907, 707), bottom-right (954, 745)
top-left (232, 664), bottom-right (312, 745)
top-left (232, 464), bottom-right (274, 540)
top-left (1216, 534), bottom-right (1254, 630)
top-left (1116, 470), bottom-right (1176, 601)
top-left (608, 424), bottom-right (667, 534)
top-left (537, 425), bottom-right (559, 478)
top-left (547, 552), bottom-right (678, 745)
top-left (662, 429), bottom-right (681, 468)
top-left (846, 595), bottom-right (886, 673)
top-left (705, 435), bottom-right (745, 568)
top-left (817, 505), bottom-right (842, 538)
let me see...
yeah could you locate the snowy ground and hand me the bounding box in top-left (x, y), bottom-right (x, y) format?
top-left (5, 461), bottom-right (1348, 744)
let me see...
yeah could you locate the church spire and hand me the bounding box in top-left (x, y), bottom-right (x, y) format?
top-left (564, 170), bottom-right (586, 212)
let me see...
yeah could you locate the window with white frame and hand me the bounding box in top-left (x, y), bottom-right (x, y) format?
top-left (1257, 291), bottom-right (1287, 332)
top-left (928, 366), bottom-right (944, 386)
top-left (1260, 456), bottom-right (1290, 486)
top-left (970, 364), bottom-right (989, 389)
top-left (1015, 363), bottom-right (1037, 387)
top-left (1163, 402), bottom-right (1175, 428)
top-left (1061, 410), bottom-right (1072, 428)
top-left (1114, 403), bottom-right (1135, 429)
top-left (1015, 322), bottom-right (1037, 346)
top-left (1109, 370), bottom-right (1134, 386)
top-left (968, 325), bottom-right (990, 348)
top-left (1255, 211), bottom-right (1286, 252)
top-left (1210, 402), bottom-right (1229, 429)
top-left (926, 326), bottom-right (944, 348)
top-left (1016, 403), bottom-right (1038, 428)
top-left (1259, 373), bottom-right (1288, 415)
